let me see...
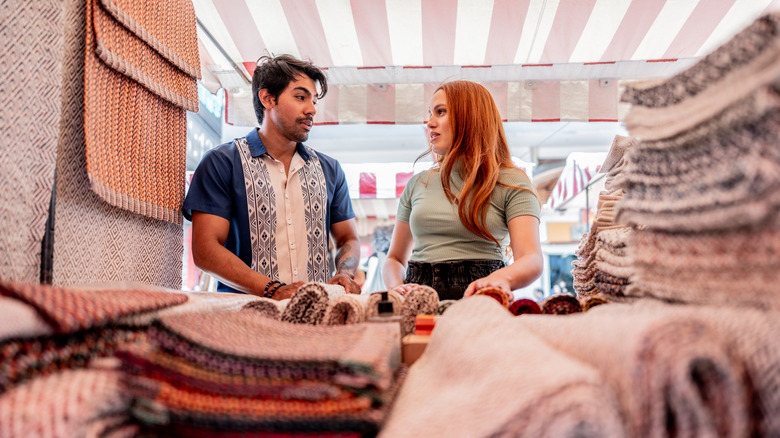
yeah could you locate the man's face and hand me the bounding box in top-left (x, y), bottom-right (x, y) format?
top-left (267, 74), bottom-right (318, 143)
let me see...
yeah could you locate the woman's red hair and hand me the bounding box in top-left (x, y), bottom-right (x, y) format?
top-left (434, 81), bottom-right (539, 246)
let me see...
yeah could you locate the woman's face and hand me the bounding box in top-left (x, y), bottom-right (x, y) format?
top-left (427, 90), bottom-right (452, 156)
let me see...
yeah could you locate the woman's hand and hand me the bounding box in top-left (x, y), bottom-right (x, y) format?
top-left (389, 283), bottom-right (419, 296)
top-left (464, 275), bottom-right (511, 297)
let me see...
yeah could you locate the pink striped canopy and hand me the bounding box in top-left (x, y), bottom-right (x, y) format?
top-left (195, 0), bottom-right (780, 126)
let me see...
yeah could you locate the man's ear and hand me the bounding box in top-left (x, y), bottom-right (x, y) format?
top-left (258, 89), bottom-right (275, 110)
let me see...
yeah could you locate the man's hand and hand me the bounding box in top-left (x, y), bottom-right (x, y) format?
top-left (328, 272), bottom-right (361, 294)
top-left (271, 281), bottom-right (304, 300)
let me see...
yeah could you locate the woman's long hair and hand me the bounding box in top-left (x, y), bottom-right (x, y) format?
top-left (433, 81), bottom-right (538, 246)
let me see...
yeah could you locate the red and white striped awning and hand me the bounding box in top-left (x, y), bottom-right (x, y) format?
top-left (194, 0), bottom-right (779, 126)
top-left (545, 152), bottom-right (606, 210)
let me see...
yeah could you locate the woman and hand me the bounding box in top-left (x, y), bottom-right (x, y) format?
top-left (383, 81), bottom-right (543, 300)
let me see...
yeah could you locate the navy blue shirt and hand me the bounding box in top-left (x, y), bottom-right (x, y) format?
top-left (183, 129), bottom-right (354, 292)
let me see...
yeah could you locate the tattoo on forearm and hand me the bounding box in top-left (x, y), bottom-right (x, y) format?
top-left (335, 243), bottom-right (358, 273)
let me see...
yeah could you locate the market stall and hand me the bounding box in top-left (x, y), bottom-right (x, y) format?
top-left (3, 1), bottom-right (780, 437)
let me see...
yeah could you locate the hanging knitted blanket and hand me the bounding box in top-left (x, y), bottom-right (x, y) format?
top-left (84, 0), bottom-right (200, 223)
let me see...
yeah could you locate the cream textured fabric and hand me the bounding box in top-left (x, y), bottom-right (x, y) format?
top-left (399, 285), bottom-right (439, 337)
top-left (241, 297), bottom-right (290, 320)
top-left (518, 302), bottom-right (751, 438)
top-left (280, 282), bottom-right (345, 325)
top-left (380, 297), bottom-right (625, 438)
top-left (322, 294), bottom-right (370, 325)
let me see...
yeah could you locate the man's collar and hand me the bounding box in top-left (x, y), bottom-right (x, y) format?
top-left (246, 128), bottom-right (311, 161)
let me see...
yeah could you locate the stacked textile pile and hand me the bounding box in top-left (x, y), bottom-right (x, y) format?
top-left (517, 300), bottom-right (780, 437)
top-left (0, 280), bottom-right (189, 437)
top-left (383, 296), bottom-right (780, 437)
top-left (572, 135), bottom-right (637, 300)
top-left (381, 297), bottom-right (625, 437)
top-left (119, 311), bottom-right (405, 437)
top-left (617, 12), bottom-right (780, 310)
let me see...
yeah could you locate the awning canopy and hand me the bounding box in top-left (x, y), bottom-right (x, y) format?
top-left (194, 0), bottom-right (779, 126)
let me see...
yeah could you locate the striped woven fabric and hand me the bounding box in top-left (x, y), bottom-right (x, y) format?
top-left (508, 298), bottom-right (542, 316)
top-left (119, 310), bottom-right (405, 436)
top-left (475, 287), bottom-right (513, 309)
top-left (153, 311), bottom-right (398, 391)
top-left (1, 327), bottom-right (144, 393)
top-left (322, 295), bottom-right (370, 325)
top-left (241, 297), bottom-right (289, 320)
top-left (0, 364), bottom-right (137, 438)
top-left (84, 0), bottom-right (199, 223)
top-left (280, 283), bottom-right (346, 325)
top-left (0, 280), bottom-right (188, 333)
top-left (119, 342), bottom-right (345, 401)
top-left (541, 294), bottom-right (582, 315)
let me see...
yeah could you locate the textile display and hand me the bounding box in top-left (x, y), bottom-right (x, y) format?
top-left (520, 300), bottom-right (780, 437)
top-left (0, 280), bottom-right (187, 333)
top-left (540, 294), bottom-right (582, 315)
top-left (399, 285), bottom-right (439, 337)
top-left (380, 297), bottom-right (625, 437)
top-left (121, 311), bottom-right (404, 436)
top-left (0, 280), bottom-right (187, 392)
top-left (323, 294), bottom-right (370, 325)
top-left (474, 286), bottom-right (513, 308)
top-left (52, 0), bottom-right (184, 289)
top-left (572, 135), bottom-right (635, 297)
top-left (241, 297), bottom-right (289, 320)
top-left (508, 298), bottom-right (542, 316)
top-left (0, 0), bottom-right (63, 283)
top-left (280, 282), bottom-right (345, 325)
top-left (84, 0), bottom-right (199, 223)
top-left (622, 13), bottom-right (780, 140)
top-left (364, 290), bottom-right (404, 319)
top-left (614, 12), bottom-right (780, 308)
top-left (616, 108), bottom-right (780, 232)
top-left (0, 362), bottom-right (138, 438)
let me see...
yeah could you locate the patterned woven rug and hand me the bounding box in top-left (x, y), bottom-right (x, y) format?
top-left (52, 0), bottom-right (184, 288)
top-left (84, 0), bottom-right (199, 223)
top-left (0, 0), bottom-right (64, 283)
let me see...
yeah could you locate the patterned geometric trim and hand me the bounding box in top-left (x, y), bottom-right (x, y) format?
top-left (298, 148), bottom-right (329, 283)
top-left (237, 138), bottom-right (279, 280)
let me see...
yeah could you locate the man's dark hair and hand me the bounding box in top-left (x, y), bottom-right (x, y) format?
top-left (251, 54), bottom-right (328, 124)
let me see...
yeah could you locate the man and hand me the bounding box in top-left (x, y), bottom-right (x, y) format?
top-left (183, 55), bottom-right (361, 299)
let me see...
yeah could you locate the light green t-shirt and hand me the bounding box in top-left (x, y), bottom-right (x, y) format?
top-left (397, 166), bottom-right (540, 263)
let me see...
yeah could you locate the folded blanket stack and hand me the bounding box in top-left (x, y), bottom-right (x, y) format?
top-left (0, 280), bottom-right (188, 437)
top-left (572, 135), bottom-right (637, 301)
top-left (119, 311), bottom-right (404, 437)
top-left (380, 297), bottom-right (625, 437)
top-left (616, 12), bottom-right (780, 309)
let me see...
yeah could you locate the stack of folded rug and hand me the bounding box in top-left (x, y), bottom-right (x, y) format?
top-left (616, 12), bottom-right (780, 310)
top-left (0, 280), bottom-right (189, 437)
top-left (119, 311), bottom-right (405, 437)
top-left (572, 135), bottom-right (637, 300)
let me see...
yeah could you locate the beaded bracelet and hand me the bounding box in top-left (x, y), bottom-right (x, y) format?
top-left (263, 280), bottom-right (281, 298)
top-left (267, 281), bottom-right (286, 299)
